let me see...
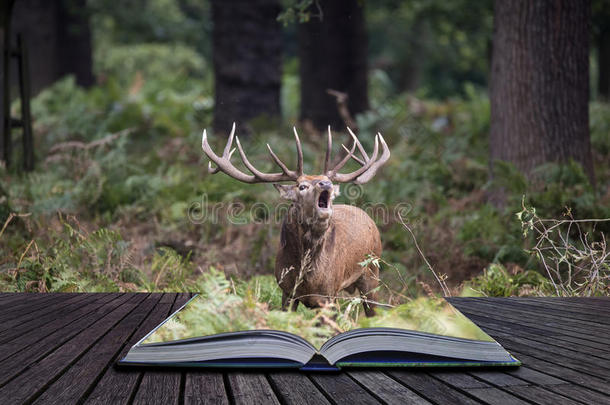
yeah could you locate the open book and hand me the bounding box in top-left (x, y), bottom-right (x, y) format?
top-left (118, 296), bottom-right (520, 370)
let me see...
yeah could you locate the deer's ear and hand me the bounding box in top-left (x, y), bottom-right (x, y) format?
top-left (274, 184), bottom-right (297, 201)
top-left (332, 184), bottom-right (340, 199)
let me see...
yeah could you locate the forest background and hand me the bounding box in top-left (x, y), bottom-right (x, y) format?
top-left (0, 0), bottom-right (608, 308)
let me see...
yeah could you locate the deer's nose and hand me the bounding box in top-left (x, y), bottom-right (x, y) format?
top-left (318, 180), bottom-right (332, 190)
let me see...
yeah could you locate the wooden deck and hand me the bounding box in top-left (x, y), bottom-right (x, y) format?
top-left (0, 294), bottom-right (608, 404)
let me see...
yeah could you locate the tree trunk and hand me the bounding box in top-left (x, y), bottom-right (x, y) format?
top-left (490, 0), bottom-right (594, 185)
top-left (298, 0), bottom-right (369, 130)
top-left (56, 0), bottom-right (94, 88)
top-left (598, 29), bottom-right (610, 100)
top-left (211, 0), bottom-right (282, 134)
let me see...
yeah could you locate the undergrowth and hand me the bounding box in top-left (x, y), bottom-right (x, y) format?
top-left (1, 42), bottom-right (609, 298)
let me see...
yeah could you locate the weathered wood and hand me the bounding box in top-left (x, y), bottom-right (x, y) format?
top-left (0, 292), bottom-right (92, 341)
top-left (503, 385), bottom-right (582, 405)
top-left (267, 372), bottom-right (331, 405)
top-left (464, 387), bottom-right (530, 405)
top-left (387, 371), bottom-right (481, 405)
top-left (132, 294), bottom-right (191, 405)
top-left (465, 297), bottom-right (610, 326)
top-left (503, 351), bottom-right (610, 396)
top-left (85, 294), bottom-right (184, 405)
top-left (0, 294), bottom-right (608, 404)
top-left (0, 293), bottom-right (64, 322)
top-left (0, 294), bottom-right (130, 385)
top-left (348, 370), bottom-right (431, 404)
top-left (0, 294), bottom-right (147, 403)
top-left (451, 300), bottom-right (610, 346)
top-left (32, 294), bottom-right (164, 404)
top-left (451, 308), bottom-right (610, 357)
top-left (227, 373), bottom-right (281, 405)
top-left (309, 373), bottom-right (381, 405)
top-left (184, 372), bottom-right (229, 405)
top-left (0, 293), bottom-right (118, 360)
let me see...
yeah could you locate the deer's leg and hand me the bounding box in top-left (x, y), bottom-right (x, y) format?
top-left (281, 291), bottom-right (289, 311)
top-left (355, 269), bottom-right (379, 317)
top-left (290, 299), bottom-right (300, 311)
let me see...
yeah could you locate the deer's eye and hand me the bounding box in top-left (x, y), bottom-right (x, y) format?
top-left (299, 184), bottom-right (308, 191)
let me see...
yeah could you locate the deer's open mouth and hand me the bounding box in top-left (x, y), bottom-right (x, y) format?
top-left (318, 191), bottom-right (330, 209)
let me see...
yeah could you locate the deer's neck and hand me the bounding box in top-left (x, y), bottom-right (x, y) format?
top-left (284, 206), bottom-right (333, 267)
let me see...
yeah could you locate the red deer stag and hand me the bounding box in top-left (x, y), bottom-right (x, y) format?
top-left (201, 124), bottom-right (390, 316)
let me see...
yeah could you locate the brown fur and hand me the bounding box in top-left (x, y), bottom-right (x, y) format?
top-left (274, 202), bottom-right (382, 317)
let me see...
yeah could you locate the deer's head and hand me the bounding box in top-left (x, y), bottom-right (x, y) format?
top-left (201, 124), bottom-right (390, 229)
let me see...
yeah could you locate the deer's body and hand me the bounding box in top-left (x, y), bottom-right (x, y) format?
top-left (201, 124), bottom-right (390, 316)
top-left (275, 204), bottom-right (381, 315)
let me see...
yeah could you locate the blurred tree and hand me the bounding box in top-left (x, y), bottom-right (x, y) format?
top-left (366, 0), bottom-right (493, 98)
top-left (298, 0), bottom-right (369, 130)
top-left (211, 0), bottom-right (282, 133)
top-left (57, 0), bottom-right (94, 87)
top-left (490, 0), bottom-right (594, 189)
top-left (593, 0), bottom-right (610, 100)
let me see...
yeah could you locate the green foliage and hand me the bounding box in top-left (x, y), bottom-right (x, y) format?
top-left (464, 264), bottom-right (552, 297)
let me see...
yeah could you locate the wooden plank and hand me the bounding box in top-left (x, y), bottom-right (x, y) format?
top-left (309, 372), bottom-right (382, 404)
top-left (511, 297), bottom-right (610, 315)
top-left (348, 370), bottom-right (431, 404)
top-left (458, 298), bottom-right (610, 330)
top-left (504, 385), bottom-right (582, 405)
top-left (0, 294), bottom-right (130, 385)
top-left (467, 371), bottom-right (529, 387)
top-left (0, 293), bottom-right (118, 362)
top-left (504, 367), bottom-right (565, 386)
top-left (452, 299), bottom-right (610, 339)
top-left (0, 292), bottom-right (44, 307)
top-left (546, 383), bottom-right (610, 404)
top-left (505, 350), bottom-right (610, 396)
top-left (184, 372), bottom-right (229, 405)
top-left (0, 292), bottom-right (95, 343)
top-left (454, 309), bottom-right (610, 359)
top-left (0, 294), bottom-right (148, 403)
top-left (464, 387), bottom-right (530, 405)
top-left (428, 371), bottom-right (491, 389)
top-left (387, 371), bottom-right (481, 404)
top-left (84, 294), bottom-right (183, 405)
top-left (227, 373), bottom-right (281, 405)
top-left (131, 293), bottom-right (191, 405)
top-left (267, 372), bottom-right (330, 405)
top-left (451, 300), bottom-right (610, 348)
top-left (132, 371), bottom-right (182, 405)
top-left (0, 293), bottom-right (64, 323)
top-left (32, 294), bottom-right (164, 404)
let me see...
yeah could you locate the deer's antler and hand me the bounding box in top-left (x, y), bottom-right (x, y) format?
top-left (325, 126), bottom-right (391, 184)
top-left (202, 123), bottom-right (303, 183)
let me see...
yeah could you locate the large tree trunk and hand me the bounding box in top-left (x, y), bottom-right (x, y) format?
top-left (211, 0), bottom-right (282, 134)
top-left (56, 0), bottom-right (94, 88)
top-left (298, 0), bottom-right (369, 130)
top-left (490, 0), bottom-right (594, 186)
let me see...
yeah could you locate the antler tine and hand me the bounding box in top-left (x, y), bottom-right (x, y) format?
top-left (328, 141), bottom-right (357, 175)
top-left (324, 126), bottom-right (332, 173)
top-left (202, 124), bottom-right (298, 184)
top-left (266, 144), bottom-right (292, 176)
top-left (347, 127), bottom-right (369, 161)
top-left (353, 133), bottom-right (391, 185)
top-left (329, 128), bottom-right (390, 184)
top-left (293, 127), bottom-right (304, 176)
top-left (331, 135), bottom-right (379, 183)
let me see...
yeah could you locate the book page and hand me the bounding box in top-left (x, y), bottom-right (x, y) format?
top-left (141, 293), bottom-right (493, 349)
